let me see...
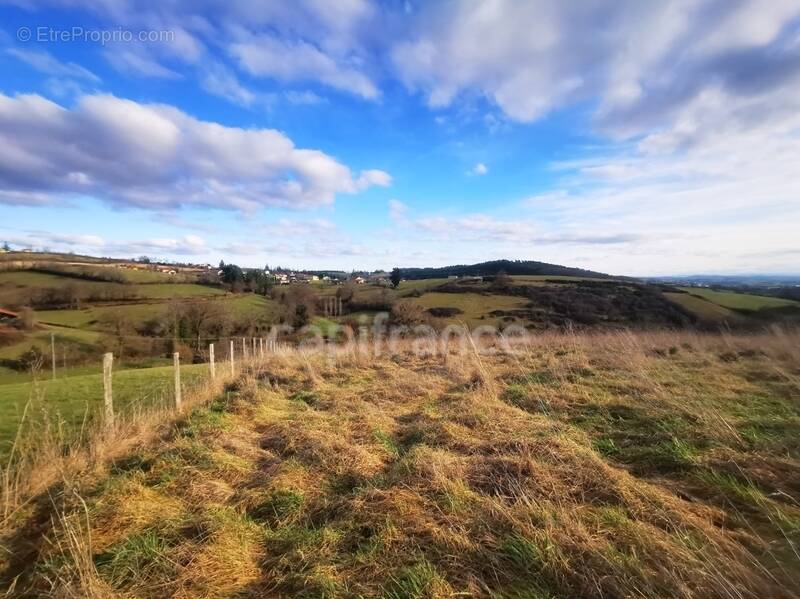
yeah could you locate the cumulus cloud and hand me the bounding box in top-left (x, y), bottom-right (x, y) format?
top-left (392, 1), bottom-right (800, 133)
top-left (0, 92), bottom-right (390, 210)
top-left (7, 0), bottom-right (379, 104)
top-left (385, 0), bottom-right (800, 274)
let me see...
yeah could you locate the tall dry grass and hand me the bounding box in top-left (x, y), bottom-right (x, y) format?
top-left (1, 329), bottom-right (799, 597)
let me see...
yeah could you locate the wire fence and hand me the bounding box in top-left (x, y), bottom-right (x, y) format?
top-left (0, 336), bottom-right (281, 455)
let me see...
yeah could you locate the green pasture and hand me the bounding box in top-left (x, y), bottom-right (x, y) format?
top-left (663, 292), bottom-right (741, 322)
top-left (34, 294), bottom-right (275, 331)
top-left (680, 287), bottom-right (798, 311)
top-left (0, 362), bottom-right (210, 452)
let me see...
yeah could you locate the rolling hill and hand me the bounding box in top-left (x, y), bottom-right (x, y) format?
top-left (397, 259), bottom-right (615, 280)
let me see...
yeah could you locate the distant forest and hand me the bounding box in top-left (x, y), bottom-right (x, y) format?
top-left (397, 259), bottom-right (612, 280)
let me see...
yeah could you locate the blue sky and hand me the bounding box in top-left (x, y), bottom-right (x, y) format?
top-left (1, 1), bottom-right (799, 276)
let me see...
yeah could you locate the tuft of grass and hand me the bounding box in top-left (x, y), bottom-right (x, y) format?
top-left (374, 427), bottom-right (402, 457)
top-left (383, 560), bottom-right (442, 599)
top-left (289, 389), bottom-right (320, 406)
top-left (502, 533), bottom-right (557, 574)
top-left (249, 489), bottom-right (304, 525)
top-left (94, 529), bottom-right (178, 589)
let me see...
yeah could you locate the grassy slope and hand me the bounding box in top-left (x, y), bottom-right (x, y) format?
top-left (664, 291), bottom-right (742, 322)
top-left (34, 294), bottom-right (275, 330)
top-left (113, 269), bottom-right (198, 284)
top-left (512, 274), bottom-right (616, 284)
top-left (410, 291), bottom-right (529, 325)
top-left (9, 332), bottom-right (799, 597)
top-left (681, 287), bottom-right (799, 311)
top-left (0, 270), bottom-right (222, 300)
top-left (0, 363), bottom-right (210, 452)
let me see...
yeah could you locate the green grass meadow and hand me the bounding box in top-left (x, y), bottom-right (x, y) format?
top-left (680, 287), bottom-right (798, 311)
top-left (663, 292), bottom-right (741, 322)
top-left (0, 362), bottom-right (211, 453)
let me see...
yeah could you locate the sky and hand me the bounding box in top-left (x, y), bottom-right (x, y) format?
top-left (1, 0), bottom-right (799, 276)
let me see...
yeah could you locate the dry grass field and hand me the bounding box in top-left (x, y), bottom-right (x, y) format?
top-left (1, 330), bottom-right (799, 597)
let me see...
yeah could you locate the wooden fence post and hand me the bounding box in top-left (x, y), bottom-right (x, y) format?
top-left (242, 337), bottom-right (247, 359)
top-left (230, 340), bottom-right (235, 375)
top-left (209, 343), bottom-right (215, 379)
top-left (173, 352), bottom-right (182, 409)
top-left (103, 352), bottom-right (114, 428)
top-left (51, 332), bottom-right (56, 379)
top-left (260, 337), bottom-right (264, 357)
top-left (252, 337), bottom-right (256, 357)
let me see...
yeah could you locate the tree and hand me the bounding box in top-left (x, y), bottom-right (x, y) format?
top-left (491, 270), bottom-right (512, 289)
top-left (292, 304), bottom-right (311, 329)
top-left (164, 300), bottom-right (230, 353)
top-left (337, 281), bottom-right (356, 303)
top-left (2, 241), bottom-right (10, 252)
top-left (390, 267), bottom-right (402, 289)
top-left (99, 312), bottom-right (135, 358)
top-left (219, 263), bottom-right (245, 291)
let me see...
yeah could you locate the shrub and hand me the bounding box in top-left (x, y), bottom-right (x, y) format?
top-left (18, 345), bottom-right (45, 372)
top-left (390, 301), bottom-right (428, 325)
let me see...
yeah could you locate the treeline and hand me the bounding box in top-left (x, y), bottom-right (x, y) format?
top-left (398, 259), bottom-right (612, 280)
top-left (218, 263), bottom-right (273, 294)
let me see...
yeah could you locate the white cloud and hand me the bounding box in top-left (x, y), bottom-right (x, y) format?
top-left (105, 50), bottom-right (182, 79)
top-left (402, 211), bottom-right (639, 246)
top-left (470, 162), bottom-right (488, 175)
top-left (386, 0), bottom-right (800, 274)
top-left (199, 63), bottom-right (256, 106)
top-left (0, 92), bottom-right (390, 211)
top-left (356, 169), bottom-right (392, 189)
top-left (285, 90), bottom-right (325, 105)
top-left (230, 34), bottom-right (378, 99)
top-left (2, 230), bottom-right (209, 256)
top-left (392, 1), bottom-right (800, 130)
top-left (6, 48), bottom-right (99, 82)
